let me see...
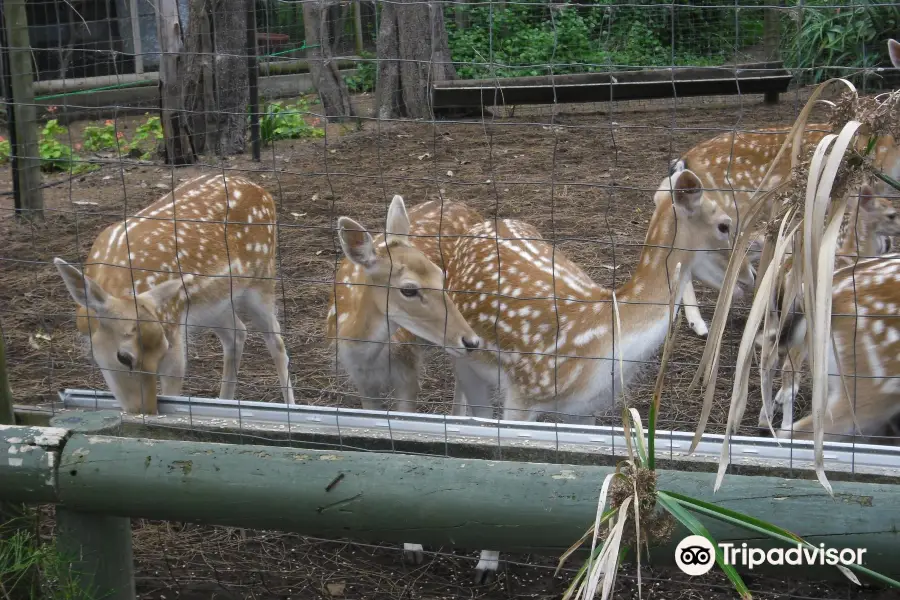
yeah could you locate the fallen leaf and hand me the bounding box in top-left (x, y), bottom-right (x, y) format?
top-left (418, 153), bottom-right (431, 161)
top-left (73, 201), bottom-right (99, 206)
top-left (447, 170), bottom-right (454, 177)
top-left (28, 335), bottom-right (41, 351)
top-left (326, 583), bottom-right (345, 597)
top-left (316, 250), bottom-right (324, 256)
top-left (35, 332), bottom-right (52, 342)
top-left (601, 264), bottom-right (620, 271)
top-left (291, 212), bottom-right (308, 220)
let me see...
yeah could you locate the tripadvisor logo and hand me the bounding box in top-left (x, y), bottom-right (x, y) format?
top-left (675, 535), bottom-right (867, 576)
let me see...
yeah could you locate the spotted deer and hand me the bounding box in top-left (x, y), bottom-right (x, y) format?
top-left (326, 195), bottom-right (484, 413)
top-left (669, 125), bottom-right (900, 338)
top-left (445, 168), bottom-right (753, 422)
top-left (326, 195), bottom-right (489, 579)
top-left (54, 174), bottom-right (295, 414)
top-left (772, 253), bottom-right (900, 442)
top-left (759, 185), bottom-right (900, 430)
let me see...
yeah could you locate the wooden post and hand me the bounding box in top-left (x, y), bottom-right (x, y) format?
top-left (51, 412), bottom-right (135, 600)
top-left (353, 1), bottom-right (364, 56)
top-left (0, 326), bottom-right (13, 425)
top-left (129, 0), bottom-right (144, 74)
top-left (246, 0), bottom-right (261, 161)
top-left (155, 0), bottom-right (195, 164)
top-left (763, 4), bottom-right (781, 62)
top-left (2, 0), bottom-right (43, 220)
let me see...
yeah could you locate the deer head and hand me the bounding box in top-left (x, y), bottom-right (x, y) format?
top-left (336, 195), bottom-right (481, 357)
top-left (54, 257), bottom-right (190, 413)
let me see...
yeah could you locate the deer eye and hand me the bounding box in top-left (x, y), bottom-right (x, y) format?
top-left (888, 213), bottom-right (896, 220)
top-left (400, 285), bottom-right (419, 298)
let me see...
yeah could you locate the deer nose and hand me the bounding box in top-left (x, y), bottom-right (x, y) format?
top-left (116, 350), bottom-right (135, 370)
top-left (462, 336), bottom-right (481, 351)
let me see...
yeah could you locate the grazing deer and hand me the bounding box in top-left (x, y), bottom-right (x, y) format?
top-left (772, 253), bottom-right (900, 442)
top-left (326, 195), bottom-right (484, 413)
top-left (54, 174), bottom-right (295, 414)
top-left (670, 125), bottom-right (900, 338)
top-left (759, 185), bottom-right (900, 430)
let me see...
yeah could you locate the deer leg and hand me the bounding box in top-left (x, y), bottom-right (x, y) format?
top-left (776, 344), bottom-right (806, 431)
top-left (244, 291), bottom-right (295, 405)
top-left (474, 550), bottom-right (501, 585)
top-left (682, 281), bottom-right (709, 337)
top-left (159, 327), bottom-right (187, 397)
top-left (451, 360), bottom-right (494, 417)
top-left (386, 347), bottom-right (420, 414)
top-left (211, 311), bottom-right (247, 400)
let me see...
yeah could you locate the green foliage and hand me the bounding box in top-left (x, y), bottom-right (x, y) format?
top-left (81, 120), bottom-right (119, 152)
top-left (784, 2), bottom-right (900, 84)
top-left (446, 2), bottom-right (760, 79)
top-left (344, 53), bottom-right (376, 93)
top-left (0, 134), bottom-right (9, 164)
top-left (0, 524), bottom-right (98, 600)
top-left (39, 120), bottom-right (82, 173)
top-left (257, 99), bottom-right (325, 144)
top-left (132, 114), bottom-right (163, 145)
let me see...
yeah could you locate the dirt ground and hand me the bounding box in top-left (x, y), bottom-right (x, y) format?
top-left (128, 521), bottom-right (893, 600)
top-left (1, 88), bottom-right (834, 436)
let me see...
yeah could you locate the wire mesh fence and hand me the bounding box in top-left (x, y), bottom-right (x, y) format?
top-left (2, 0), bottom-right (900, 597)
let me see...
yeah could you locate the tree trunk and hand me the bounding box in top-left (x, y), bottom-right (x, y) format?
top-left (375, 0), bottom-right (456, 120)
top-left (303, 0), bottom-right (355, 119)
top-left (181, 0), bottom-right (248, 157)
top-left (156, 0), bottom-right (195, 164)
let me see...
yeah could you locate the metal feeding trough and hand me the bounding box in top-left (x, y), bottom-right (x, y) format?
top-left (432, 61), bottom-right (794, 114)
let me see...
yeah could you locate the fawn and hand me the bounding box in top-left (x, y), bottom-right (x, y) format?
top-left (55, 174), bottom-right (294, 414)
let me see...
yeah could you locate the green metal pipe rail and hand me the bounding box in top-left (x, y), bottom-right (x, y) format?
top-left (2, 411), bottom-right (899, 600)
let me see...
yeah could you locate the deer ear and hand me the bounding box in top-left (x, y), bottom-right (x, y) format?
top-left (385, 194), bottom-right (411, 246)
top-left (889, 39), bottom-right (900, 69)
top-left (858, 184), bottom-right (877, 212)
top-left (672, 169), bottom-right (704, 212)
top-left (140, 276), bottom-right (191, 310)
top-left (54, 257), bottom-right (109, 312)
top-left (337, 217), bottom-right (377, 268)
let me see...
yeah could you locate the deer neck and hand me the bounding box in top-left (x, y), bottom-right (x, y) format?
top-left (616, 208), bottom-right (697, 313)
top-left (837, 204), bottom-right (876, 264)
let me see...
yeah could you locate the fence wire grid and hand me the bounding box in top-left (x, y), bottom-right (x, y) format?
top-left (2, 0), bottom-right (900, 598)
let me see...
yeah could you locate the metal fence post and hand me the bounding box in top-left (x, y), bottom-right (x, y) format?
top-left (50, 411), bottom-right (136, 600)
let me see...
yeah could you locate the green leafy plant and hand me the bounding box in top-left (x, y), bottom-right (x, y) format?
top-left (784, 2), bottom-right (900, 84)
top-left (39, 119), bottom-right (77, 172)
top-left (344, 52), bottom-right (376, 93)
top-left (132, 114), bottom-right (163, 146)
top-left (0, 135), bottom-right (9, 164)
top-left (0, 523), bottom-right (98, 600)
top-left (560, 265), bottom-right (900, 599)
top-left (257, 99), bottom-right (325, 144)
top-left (81, 120), bottom-right (121, 152)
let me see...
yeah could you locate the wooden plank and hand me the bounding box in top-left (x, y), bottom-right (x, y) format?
top-left (433, 74), bottom-right (793, 111)
top-left (3, 0), bottom-right (43, 218)
top-left (54, 434), bottom-right (900, 577)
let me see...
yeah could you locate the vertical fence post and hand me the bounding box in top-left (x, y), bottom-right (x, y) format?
top-left (763, 2), bottom-right (782, 105)
top-left (51, 411), bottom-right (136, 600)
top-left (353, 1), bottom-right (364, 56)
top-left (2, 0), bottom-right (43, 220)
top-left (246, 0), bottom-right (261, 161)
